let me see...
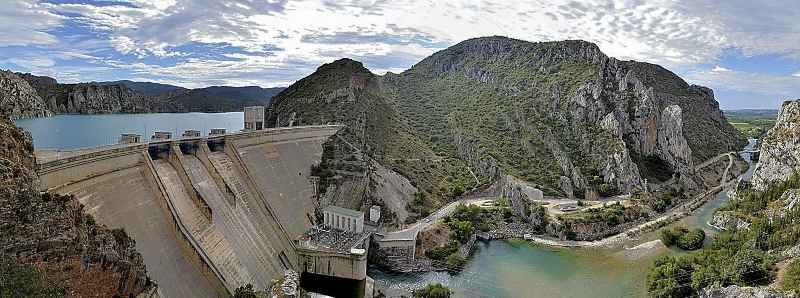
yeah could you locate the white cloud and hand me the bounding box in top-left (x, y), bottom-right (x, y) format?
top-left (0, 0), bottom-right (63, 46)
top-left (711, 66), bottom-right (732, 73)
top-left (4, 0), bottom-right (800, 93)
top-left (686, 67), bottom-right (800, 97)
top-left (793, 72), bottom-right (800, 77)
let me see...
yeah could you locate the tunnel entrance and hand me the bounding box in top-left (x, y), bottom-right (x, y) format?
top-left (299, 272), bottom-right (365, 298)
top-left (148, 143), bottom-right (171, 160)
top-left (179, 141), bottom-right (199, 155)
top-left (208, 139), bottom-right (226, 152)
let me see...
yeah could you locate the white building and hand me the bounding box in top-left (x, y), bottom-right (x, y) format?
top-left (119, 134), bottom-right (141, 144)
top-left (182, 129), bottom-right (201, 137)
top-left (209, 128), bottom-right (226, 135)
top-left (323, 206), bottom-right (364, 233)
top-left (244, 106), bottom-right (265, 131)
top-left (369, 205), bottom-right (381, 223)
top-left (151, 131), bottom-right (172, 140)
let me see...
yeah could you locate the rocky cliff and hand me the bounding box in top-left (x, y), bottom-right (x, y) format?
top-left (0, 70), bottom-right (52, 119)
top-left (0, 116), bottom-right (153, 296)
top-left (267, 37), bottom-right (744, 223)
top-left (18, 73), bottom-right (182, 114)
top-left (752, 100), bottom-right (800, 190)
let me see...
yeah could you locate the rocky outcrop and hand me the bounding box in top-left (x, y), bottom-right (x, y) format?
top-left (710, 211), bottom-right (751, 231)
top-left (18, 72), bottom-right (182, 114)
top-left (0, 70), bottom-right (52, 119)
top-left (0, 117), bottom-right (153, 296)
top-left (700, 285), bottom-right (785, 298)
top-left (267, 37), bottom-right (744, 219)
top-left (753, 100), bottom-right (800, 190)
top-left (495, 175), bottom-right (546, 227)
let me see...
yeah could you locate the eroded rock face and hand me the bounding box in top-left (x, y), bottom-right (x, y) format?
top-left (710, 210), bottom-right (751, 231)
top-left (0, 70), bottom-right (52, 119)
top-left (496, 175), bottom-right (546, 226)
top-left (17, 72), bottom-right (181, 115)
top-left (0, 117), bottom-right (153, 296)
top-left (753, 100), bottom-right (800, 190)
top-left (700, 285), bottom-right (785, 298)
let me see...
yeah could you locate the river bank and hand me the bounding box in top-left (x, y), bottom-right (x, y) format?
top-left (373, 140), bottom-right (758, 297)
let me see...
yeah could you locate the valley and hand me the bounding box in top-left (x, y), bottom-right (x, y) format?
top-left (1, 34), bottom-right (798, 298)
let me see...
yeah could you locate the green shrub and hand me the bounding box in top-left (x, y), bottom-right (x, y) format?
top-left (425, 242), bottom-right (458, 260)
top-left (781, 258), bottom-right (800, 294)
top-left (658, 227), bottom-right (704, 250)
top-left (413, 283), bottom-right (452, 298)
top-left (0, 257), bottom-right (64, 297)
top-left (445, 253), bottom-right (466, 270)
top-left (448, 220), bottom-right (474, 242)
top-left (658, 228), bottom-right (679, 247)
top-left (677, 229), bottom-right (705, 250)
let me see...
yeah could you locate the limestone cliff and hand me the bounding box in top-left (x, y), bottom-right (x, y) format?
top-left (0, 117), bottom-right (153, 296)
top-left (267, 37), bottom-right (744, 223)
top-left (0, 70), bottom-right (52, 119)
top-left (753, 100), bottom-right (800, 190)
top-left (18, 72), bottom-right (182, 114)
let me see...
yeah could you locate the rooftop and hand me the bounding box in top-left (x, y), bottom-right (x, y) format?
top-left (298, 226), bottom-right (369, 253)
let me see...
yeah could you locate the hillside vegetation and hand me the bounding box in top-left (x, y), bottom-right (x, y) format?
top-left (268, 36), bottom-right (745, 222)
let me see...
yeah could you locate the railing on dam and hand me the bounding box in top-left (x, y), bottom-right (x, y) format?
top-left (36, 125), bottom-right (344, 171)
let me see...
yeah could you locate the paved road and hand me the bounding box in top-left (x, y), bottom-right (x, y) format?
top-left (530, 152), bottom-right (738, 248)
top-left (381, 198), bottom-right (494, 241)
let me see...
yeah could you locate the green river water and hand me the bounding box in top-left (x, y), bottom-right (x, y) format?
top-left (372, 139), bottom-right (757, 298)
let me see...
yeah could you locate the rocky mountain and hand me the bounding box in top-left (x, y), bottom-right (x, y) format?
top-left (0, 116), bottom-right (153, 296)
top-left (268, 36), bottom-right (745, 223)
top-left (96, 80), bottom-right (187, 96)
top-left (649, 99), bottom-right (800, 298)
top-left (18, 73), bottom-right (182, 114)
top-left (752, 100), bottom-right (800, 190)
top-left (161, 85), bottom-right (284, 112)
top-left (6, 73), bottom-right (284, 115)
top-left (0, 70), bottom-right (52, 119)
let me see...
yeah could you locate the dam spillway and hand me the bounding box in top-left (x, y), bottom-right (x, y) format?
top-left (36, 126), bottom-right (346, 297)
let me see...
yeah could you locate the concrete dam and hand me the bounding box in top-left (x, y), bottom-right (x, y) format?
top-left (36, 125), bottom-right (369, 297)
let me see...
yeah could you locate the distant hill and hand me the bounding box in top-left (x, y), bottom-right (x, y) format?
top-left (163, 86), bottom-right (285, 112)
top-left (96, 80), bottom-right (187, 96)
top-left (724, 109), bottom-right (779, 119)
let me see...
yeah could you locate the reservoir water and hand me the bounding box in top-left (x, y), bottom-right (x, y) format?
top-left (14, 112), bottom-right (244, 150)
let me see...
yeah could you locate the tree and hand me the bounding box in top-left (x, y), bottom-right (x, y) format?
top-left (448, 220), bottom-right (474, 242)
top-left (646, 256), bottom-right (694, 298)
top-left (659, 228), bottom-right (679, 247)
top-left (413, 283), bottom-right (452, 298)
top-left (677, 229), bottom-right (705, 250)
top-left (445, 253), bottom-right (466, 270)
top-left (233, 284), bottom-right (259, 298)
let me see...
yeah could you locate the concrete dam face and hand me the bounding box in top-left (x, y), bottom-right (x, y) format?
top-left (37, 126), bottom-right (342, 297)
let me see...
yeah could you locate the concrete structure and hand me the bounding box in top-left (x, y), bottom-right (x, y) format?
top-left (210, 128), bottom-right (226, 135)
top-left (152, 131), bottom-right (172, 140)
top-left (558, 202), bottom-right (579, 212)
top-left (183, 129), bottom-right (201, 137)
top-left (36, 125), bottom-right (352, 296)
top-left (119, 133), bottom-right (141, 144)
top-left (369, 206), bottom-right (381, 223)
top-left (244, 106), bottom-right (265, 131)
top-left (323, 206), bottom-right (364, 233)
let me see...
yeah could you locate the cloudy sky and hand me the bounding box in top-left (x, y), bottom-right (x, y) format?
top-left (1, 0), bottom-right (799, 109)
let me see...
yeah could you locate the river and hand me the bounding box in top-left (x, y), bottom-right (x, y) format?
top-left (14, 112), bottom-right (244, 150)
top-left (372, 139), bottom-right (759, 298)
